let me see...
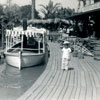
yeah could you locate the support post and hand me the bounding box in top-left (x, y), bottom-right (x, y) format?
top-left (19, 51), bottom-right (22, 70)
top-left (43, 34), bottom-right (45, 53)
top-left (21, 34), bottom-right (23, 51)
top-left (38, 41), bottom-right (40, 54)
top-left (6, 35), bottom-right (7, 51)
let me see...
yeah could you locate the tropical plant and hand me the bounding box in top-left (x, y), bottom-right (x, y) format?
top-left (55, 7), bottom-right (75, 19)
top-left (40, 0), bottom-right (61, 19)
top-left (20, 5), bottom-right (31, 19)
top-left (0, 5), bottom-right (4, 16)
top-left (20, 5), bottom-right (40, 19)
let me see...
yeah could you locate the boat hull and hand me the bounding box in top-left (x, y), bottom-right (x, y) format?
top-left (5, 51), bottom-right (45, 69)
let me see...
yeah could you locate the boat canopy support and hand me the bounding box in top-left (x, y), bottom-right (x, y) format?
top-left (6, 28), bottom-right (47, 53)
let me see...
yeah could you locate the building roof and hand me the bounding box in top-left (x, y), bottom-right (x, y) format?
top-left (66, 7), bottom-right (100, 20)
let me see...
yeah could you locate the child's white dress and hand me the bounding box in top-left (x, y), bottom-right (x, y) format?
top-left (61, 47), bottom-right (71, 70)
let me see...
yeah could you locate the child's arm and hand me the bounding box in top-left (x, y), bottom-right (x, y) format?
top-left (69, 48), bottom-right (72, 53)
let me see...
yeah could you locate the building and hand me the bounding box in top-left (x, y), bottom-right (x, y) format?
top-left (78, 0), bottom-right (100, 12)
top-left (69, 0), bottom-right (100, 38)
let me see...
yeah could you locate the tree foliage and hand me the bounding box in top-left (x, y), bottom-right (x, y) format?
top-left (55, 7), bottom-right (75, 19)
top-left (20, 5), bottom-right (31, 19)
top-left (40, 0), bottom-right (61, 19)
top-left (20, 5), bottom-right (40, 19)
top-left (0, 5), bottom-right (4, 16)
top-left (40, 0), bottom-right (75, 19)
top-left (0, 4), bottom-right (40, 26)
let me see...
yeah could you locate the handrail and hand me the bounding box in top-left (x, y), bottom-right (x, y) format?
top-left (8, 47), bottom-right (44, 51)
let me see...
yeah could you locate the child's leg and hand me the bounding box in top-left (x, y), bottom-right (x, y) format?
top-left (64, 59), bottom-right (70, 70)
top-left (61, 58), bottom-right (65, 69)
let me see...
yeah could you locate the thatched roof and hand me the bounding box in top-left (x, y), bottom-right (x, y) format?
top-left (28, 19), bottom-right (54, 24)
top-left (28, 18), bottom-right (69, 25)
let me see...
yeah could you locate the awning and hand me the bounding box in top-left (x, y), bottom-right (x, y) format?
top-left (6, 27), bottom-right (47, 37)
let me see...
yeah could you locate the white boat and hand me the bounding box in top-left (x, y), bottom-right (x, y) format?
top-left (4, 27), bottom-right (48, 70)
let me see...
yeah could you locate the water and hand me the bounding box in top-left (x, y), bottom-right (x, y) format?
top-left (0, 58), bottom-right (47, 100)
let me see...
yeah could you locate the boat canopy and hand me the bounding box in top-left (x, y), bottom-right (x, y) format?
top-left (6, 27), bottom-right (47, 37)
top-left (5, 27), bottom-right (47, 52)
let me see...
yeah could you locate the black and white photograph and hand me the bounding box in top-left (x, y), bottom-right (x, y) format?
top-left (0, 0), bottom-right (100, 100)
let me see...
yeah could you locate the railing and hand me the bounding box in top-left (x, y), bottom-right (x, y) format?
top-left (7, 47), bottom-right (44, 53)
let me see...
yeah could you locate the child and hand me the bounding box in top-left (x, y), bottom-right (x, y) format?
top-left (61, 41), bottom-right (71, 71)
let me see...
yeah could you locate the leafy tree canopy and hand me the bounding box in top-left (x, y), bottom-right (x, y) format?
top-left (40, 0), bottom-right (75, 19)
top-left (40, 0), bottom-right (61, 19)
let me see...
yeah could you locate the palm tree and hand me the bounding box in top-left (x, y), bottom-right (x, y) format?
top-left (31, 0), bottom-right (35, 19)
top-left (40, 0), bottom-right (61, 19)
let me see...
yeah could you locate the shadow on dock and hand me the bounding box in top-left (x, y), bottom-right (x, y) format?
top-left (68, 67), bottom-right (74, 71)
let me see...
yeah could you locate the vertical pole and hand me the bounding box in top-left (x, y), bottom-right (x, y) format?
top-left (6, 35), bottom-right (7, 51)
top-left (38, 41), bottom-right (40, 54)
top-left (9, 35), bottom-right (11, 48)
top-left (1, 21), bottom-right (4, 49)
top-left (8, 34), bottom-right (10, 49)
top-left (43, 34), bottom-right (45, 53)
top-left (19, 51), bottom-right (21, 70)
top-left (9, 34), bottom-right (11, 48)
top-left (21, 34), bottom-right (23, 51)
top-left (12, 35), bottom-right (14, 46)
top-left (7, 36), bottom-right (8, 50)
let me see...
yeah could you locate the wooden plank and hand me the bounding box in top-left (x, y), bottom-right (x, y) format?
top-left (85, 59), bottom-right (100, 87)
top-left (89, 71), bottom-right (97, 100)
top-left (78, 71), bottom-right (87, 100)
top-left (92, 87), bottom-right (97, 100)
top-left (63, 70), bottom-right (75, 100)
top-left (38, 85), bottom-right (54, 100)
top-left (85, 73), bottom-right (92, 100)
top-left (69, 55), bottom-right (81, 99)
top-left (39, 71), bottom-right (62, 100)
top-left (51, 71), bottom-right (69, 100)
top-left (81, 71), bottom-right (86, 86)
top-left (84, 58), bottom-right (100, 100)
top-left (43, 71), bottom-right (63, 100)
top-left (72, 57), bottom-right (83, 71)
top-left (17, 43), bottom-right (57, 100)
top-left (79, 59), bottom-right (87, 72)
top-left (17, 43), bottom-right (100, 100)
top-left (79, 87), bottom-right (87, 100)
top-left (74, 71), bottom-right (81, 100)
top-left (38, 45), bottom-right (63, 100)
top-left (21, 60), bottom-right (54, 99)
top-left (97, 87), bottom-right (100, 100)
top-left (34, 70), bottom-right (59, 100)
top-left (70, 70), bottom-right (78, 100)
top-left (17, 70), bottom-right (50, 100)
top-left (79, 59), bottom-right (93, 100)
top-left (63, 86), bottom-right (73, 100)
top-left (27, 69), bottom-right (57, 100)
top-left (86, 87), bottom-right (92, 100)
top-left (57, 71), bottom-right (71, 100)
top-left (24, 43), bottom-right (60, 100)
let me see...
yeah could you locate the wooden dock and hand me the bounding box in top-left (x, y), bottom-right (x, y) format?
top-left (17, 42), bottom-right (100, 100)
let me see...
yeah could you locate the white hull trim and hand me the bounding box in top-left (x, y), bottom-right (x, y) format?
top-left (5, 51), bottom-right (45, 70)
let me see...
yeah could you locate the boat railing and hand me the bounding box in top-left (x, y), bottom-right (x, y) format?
top-left (7, 47), bottom-right (44, 53)
top-left (6, 41), bottom-right (21, 51)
